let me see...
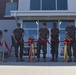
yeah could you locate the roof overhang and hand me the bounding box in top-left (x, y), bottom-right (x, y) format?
top-left (11, 10), bottom-right (76, 20)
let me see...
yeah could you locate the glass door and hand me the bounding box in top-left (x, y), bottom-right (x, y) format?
top-left (59, 20), bottom-right (75, 56)
top-left (38, 21), bottom-right (58, 57)
top-left (22, 20), bottom-right (58, 57)
top-left (22, 20), bottom-right (75, 57)
top-left (22, 21), bottom-right (38, 55)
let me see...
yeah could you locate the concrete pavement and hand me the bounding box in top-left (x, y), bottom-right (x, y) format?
top-left (0, 57), bottom-right (76, 75)
top-left (0, 62), bottom-right (76, 75)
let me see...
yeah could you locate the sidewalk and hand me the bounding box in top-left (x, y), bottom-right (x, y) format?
top-left (0, 57), bottom-right (76, 75)
top-left (0, 66), bottom-right (76, 75)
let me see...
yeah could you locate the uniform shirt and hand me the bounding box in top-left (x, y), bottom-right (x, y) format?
top-left (75, 27), bottom-right (76, 39)
top-left (0, 30), bottom-right (3, 36)
top-left (13, 28), bottom-right (24, 41)
top-left (51, 27), bottom-right (59, 40)
top-left (0, 30), bottom-right (3, 39)
top-left (39, 28), bottom-right (49, 39)
top-left (65, 25), bottom-right (75, 39)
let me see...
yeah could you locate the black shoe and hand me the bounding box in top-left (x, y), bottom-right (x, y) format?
top-left (37, 58), bottom-right (40, 62)
top-left (55, 57), bottom-right (58, 62)
top-left (43, 59), bottom-right (46, 62)
top-left (54, 59), bottom-right (58, 62)
top-left (74, 60), bottom-right (76, 62)
top-left (20, 59), bottom-right (25, 62)
top-left (67, 59), bottom-right (72, 62)
top-left (16, 59), bottom-right (19, 62)
top-left (50, 59), bottom-right (54, 62)
top-left (74, 57), bottom-right (76, 62)
top-left (16, 57), bottom-right (19, 62)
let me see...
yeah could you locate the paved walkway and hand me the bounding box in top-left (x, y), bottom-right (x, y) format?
top-left (0, 57), bottom-right (76, 75)
top-left (0, 63), bottom-right (76, 75)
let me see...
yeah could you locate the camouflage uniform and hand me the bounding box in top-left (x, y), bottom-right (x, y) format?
top-left (51, 27), bottom-right (59, 61)
top-left (13, 28), bottom-right (24, 61)
top-left (75, 27), bottom-right (76, 61)
top-left (65, 25), bottom-right (76, 62)
top-left (37, 27), bottom-right (49, 61)
top-left (0, 30), bottom-right (3, 44)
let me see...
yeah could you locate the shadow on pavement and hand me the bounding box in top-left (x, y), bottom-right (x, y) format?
top-left (0, 57), bottom-right (76, 66)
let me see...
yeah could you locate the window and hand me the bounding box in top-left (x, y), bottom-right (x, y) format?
top-left (59, 20), bottom-right (75, 46)
top-left (30, 0), bottom-right (67, 10)
top-left (30, 0), bottom-right (40, 10)
top-left (59, 20), bottom-right (75, 56)
top-left (60, 20), bottom-right (75, 28)
top-left (42, 0), bottom-right (56, 10)
top-left (23, 21), bottom-right (37, 28)
top-left (24, 30), bottom-right (37, 42)
top-left (57, 0), bottom-right (67, 10)
top-left (39, 20), bottom-right (58, 28)
top-left (5, 2), bottom-right (17, 16)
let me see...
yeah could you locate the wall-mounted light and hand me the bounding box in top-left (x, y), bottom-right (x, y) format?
top-left (10, 0), bottom-right (13, 2)
top-left (36, 21), bottom-right (39, 25)
top-left (59, 21), bottom-right (62, 25)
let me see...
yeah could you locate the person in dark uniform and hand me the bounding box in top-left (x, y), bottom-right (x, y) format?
top-left (0, 30), bottom-right (3, 44)
top-left (37, 23), bottom-right (49, 62)
top-left (13, 23), bottom-right (25, 62)
top-left (65, 21), bottom-right (76, 62)
top-left (74, 27), bottom-right (76, 62)
top-left (50, 23), bottom-right (59, 62)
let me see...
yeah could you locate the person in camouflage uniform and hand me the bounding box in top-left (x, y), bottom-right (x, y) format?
top-left (13, 23), bottom-right (25, 62)
top-left (0, 30), bottom-right (3, 44)
top-left (37, 23), bottom-right (49, 62)
top-left (50, 23), bottom-right (59, 62)
top-left (74, 27), bottom-right (76, 62)
top-left (65, 21), bottom-right (76, 62)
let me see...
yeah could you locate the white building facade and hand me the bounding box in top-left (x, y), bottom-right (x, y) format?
top-left (1, 0), bottom-right (76, 57)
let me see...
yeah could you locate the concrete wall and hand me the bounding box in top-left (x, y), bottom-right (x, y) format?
top-left (0, 20), bottom-right (16, 50)
top-left (18, 0), bottom-right (30, 11)
top-left (68, 0), bottom-right (76, 11)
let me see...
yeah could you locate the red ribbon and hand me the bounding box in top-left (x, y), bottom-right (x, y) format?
top-left (0, 44), bottom-right (2, 47)
top-left (64, 38), bottom-right (71, 44)
top-left (0, 41), bottom-right (11, 56)
top-left (5, 41), bottom-right (10, 52)
top-left (28, 38), bottom-right (35, 61)
top-left (36, 40), bottom-right (50, 44)
top-left (28, 38), bottom-right (34, 44)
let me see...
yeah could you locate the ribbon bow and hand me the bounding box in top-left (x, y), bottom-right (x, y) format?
top-left (64, 38), bottom-right (71, 44)
top-left (28, 37), bottom-right (35, 62)
top-left (28, 38), bottom-right (34, 44)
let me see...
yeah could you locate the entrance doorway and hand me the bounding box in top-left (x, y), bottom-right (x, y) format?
top-left (22, 20), bottom-right (75, 57)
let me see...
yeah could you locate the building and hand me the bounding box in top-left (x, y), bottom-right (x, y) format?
top-left (0, 0), bottom-right (18, 48)
top-left (0, 0), bottom-right (76, 57)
